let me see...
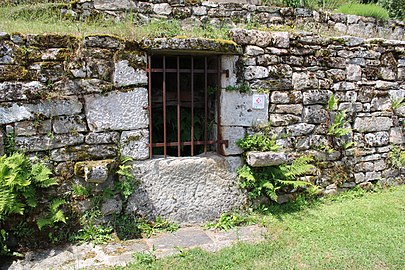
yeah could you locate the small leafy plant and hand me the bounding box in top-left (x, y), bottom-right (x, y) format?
top-left (391, 97), bottom-right (404, 110)
top-left (206, 212), bottom-right (256, 231)
top-left (237, 133), bottom-right (280, 152)
top-left (225, 82), bottom-right (251, 93)
top-left (388, 146), bottom-right (405, 169)
top-left (138, 216), bottom-right (179, 238)
top-left (115, 156), bottom-right (137, 200)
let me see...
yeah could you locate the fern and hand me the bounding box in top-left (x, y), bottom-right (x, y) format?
top-left (37, 198), bottom-right (67, 230)
top-left (0, 152), bottom-right (60, 255)
top-left (327, 94), bottom-right (339, 111)
top-left (238, 156), bottom-right (314, 202)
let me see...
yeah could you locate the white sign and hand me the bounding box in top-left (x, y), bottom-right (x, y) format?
top-left (252, 94), bottom-right (266, 109)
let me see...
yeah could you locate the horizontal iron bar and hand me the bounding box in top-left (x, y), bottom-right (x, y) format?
top-left (149, 140), bottom-right (229, 148)
top-left (148, 68), bottom-right (228, 75)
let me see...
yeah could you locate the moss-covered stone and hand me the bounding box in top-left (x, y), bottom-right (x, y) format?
top-left (141, 37), bottom-right (242, 54)
top-left (0, 65), bottom-right (29, 81)
top-left (27, 33), bottom-right (79, 48)
top-left (114, 50), bottom-right (147, 69)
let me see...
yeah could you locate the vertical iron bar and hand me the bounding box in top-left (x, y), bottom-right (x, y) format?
top-left (217, 56), bottom-right (222, 154)
top-left (204, 56), bottom-right (208, 155)
top-left (148, 55), bottom-right (153, 159)
top-left (177, 56), bottom-right (181, 157)
top-left (163, 56), bottom-right (167, 158)
top-left (191, 56), bottom-right (194, 156)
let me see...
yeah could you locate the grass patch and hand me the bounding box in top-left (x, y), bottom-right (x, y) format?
top-left (0, 2), bottom-right (230, 40)
top-left (118, 186), bottom-right (405, 270)
top-left (336, 3), bottom-right (390, 20)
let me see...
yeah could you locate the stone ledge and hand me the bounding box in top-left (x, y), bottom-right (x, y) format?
top-left (141, 37), bottom-right (242, 55)
top-left (246, 151), bottom-right (288, 167)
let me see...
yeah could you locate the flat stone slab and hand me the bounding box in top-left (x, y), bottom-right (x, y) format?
top-left (5, 225), bottom-right (267, 269)
top-left (146, 227), bottom-right (213, 249)
top-left (246, 151), bottom-right (288, 167)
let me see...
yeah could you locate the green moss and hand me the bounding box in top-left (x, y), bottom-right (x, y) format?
top-left (0, 65), bottom-right (29, 81)
top-left (28, 33), bottom-right (79, 48)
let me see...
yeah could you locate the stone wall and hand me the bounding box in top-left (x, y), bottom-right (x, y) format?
top-left (67, 0), bottom-right (404, 40)
top-left (227, 29), bottom-right (404, 193)
top-left (0, 29), bottom-right (404, 223)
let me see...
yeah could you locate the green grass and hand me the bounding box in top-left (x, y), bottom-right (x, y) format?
top-left (337, 3), bottom-right (390, 20)
top-left (0, 2), bottom-right (230, 40)
top-left (119, 186), bottom-right (405, 270)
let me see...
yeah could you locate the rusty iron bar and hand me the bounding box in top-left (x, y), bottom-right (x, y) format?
top-left (204, 56), bottom-right (208, 155)
top-left (150, 68), bottom-right (219, 74)
top-left (151, 140), bottom-right (228, 147)
top-left (148, 55), bottom-right (153, 159)
top-left (216, 56), bottom-right (221, 154)
top-left (177, 56), bottom-right (181, 157)
top-left (191, 56), bottom-right (194, 156)
top-left (163, 56), bottom-right (167, 158)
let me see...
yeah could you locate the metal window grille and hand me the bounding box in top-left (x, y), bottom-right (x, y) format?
top-left (147, 55), bottom-right (228, 158)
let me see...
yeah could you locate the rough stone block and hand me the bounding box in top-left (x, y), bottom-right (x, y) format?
top-left (14, 119), bottom-right (51, 136)
top-left (365, 132), bottom-right (389, 147)
top-left (245, 45), bottom-right (264, 56)
top-left (15, 134), bottom-right (84, 152)
top-left (273, 104), bottom-right (303, 115)
top-left (114, 60), bottom-right (148, 87)
top-left (120, 129), bottom-right (149, 160)
top-left (286, 123), bottom-right (315, 136)
top-left (50, 144), bottom-right (117, 162)
top-left (53, 115), bottom-right (88, 134)
top-left (221, 90), bottom-right (268, 127)
top-left (101, 195), bottom-right (123, 216)
top-left (244, 66), bottom-right (269, 80)
top-left (389, 127), bottom-right (404, 145)
top-left (270, 91), bottom-right (302, 104)
top-left (26, 97), bottom-right (83, 118)
top-left (153, 3), bottom-right (172, 15)
top-left (75, 159), bottom-right (115, 184)
top-left (125, 154), bottom-right (247, 224)
top-left (353, 117), bottom-right (392, 132)
top-left (292, 72), bottom-right (319, 90)
top-left (303, 105), bottom-right (328, 124)
top-left (303, 90), bottom-right (332, 105)
top-left (230, 29), bottom-right (272, 47)
top-left (85, 132), bottom-right (120, 145)
top-left (0, 103), bottom-right (33, 125)
top-left (85, 89), bottom-right (148, 132)
top-left (246, 151), bottom-right (288, 167)
top-left (0, 81), bottom-right (45, 102)
top-left (94, 0), bottom-right (134, 10)
top-left (219, 126), bottom-right (245, 156)
top-left (346, 64), bottom-right (362, 81)
top-left (271, 32), bottom-right (289, 48)
top-left (269, 114), bottom-right (300, 126)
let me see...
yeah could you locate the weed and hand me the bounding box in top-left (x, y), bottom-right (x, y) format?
top-left (225, 82), bottom-right (251, 93)
top-left (236, 133), bottom-right (280, 152)
top-left (4, 131), bottom-right (15, 155)
top-left (138, 217), bottom-right (179, 238)
top-left (132, 249), bottom-right (156, 265)
top-left (206, 212), bottom-right (256, 231)
top-left (387, 145), bottom-right (405, 169)
top-left (71, 183), bottom-right (90, 199)
top-left (391, 97), bottom-right (404, 110)
top-left (115, 156), bottom-right (137, 201)
top-left (70, 210), bottom-right (113, 245)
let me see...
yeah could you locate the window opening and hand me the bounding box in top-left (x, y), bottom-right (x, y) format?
top-left (147, 55), bottom-right (228, 158)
